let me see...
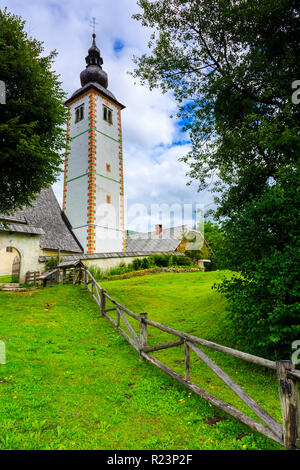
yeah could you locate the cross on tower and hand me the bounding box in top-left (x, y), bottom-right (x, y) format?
top-left (89, 17), bottom-right (98, 36)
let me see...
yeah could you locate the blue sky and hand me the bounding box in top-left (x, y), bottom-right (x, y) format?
top-left (5, 0), bottom-right (214, 230)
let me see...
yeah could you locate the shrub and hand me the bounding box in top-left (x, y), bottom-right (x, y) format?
top-left (141, 257), bottom-right (151, 269)
top-left (132, 258), bottom-right (143, 270)
top-left (126, 262), bottom-right (135, 272)
top-left (172, 255), bottom-right (193, 266)
top-left (88, 265), bottom-right (103, 281)
top-left (45, 257), bottom-right (59, 271)
top-left (151, 254), bottom-right (172, 267)
top-left (108, 263), bottom-right (128, 276)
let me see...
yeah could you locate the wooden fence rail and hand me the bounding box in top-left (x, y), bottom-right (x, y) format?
top-left (50, 265), bottom-right (300, 449)
top-left (25, 271), bottom-right (40, 285)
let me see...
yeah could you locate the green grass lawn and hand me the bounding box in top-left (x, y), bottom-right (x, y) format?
top-left (0, 271), bottom-right (282, 450)
top-left (0, 275), bottom-right (18, 284)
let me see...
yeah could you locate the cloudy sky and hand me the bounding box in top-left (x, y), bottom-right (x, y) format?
top-left (5, 0), bottom-right (214, 231)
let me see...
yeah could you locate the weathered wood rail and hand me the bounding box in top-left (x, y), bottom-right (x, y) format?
top-left (50, 265), bottom-right (300, 449)
top-left (25, 271), bottom-right (40, 285)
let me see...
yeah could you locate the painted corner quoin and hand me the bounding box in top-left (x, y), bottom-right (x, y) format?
top-left (118, 108), bottom-right (126, 252)
top-left (87, 92), bottom-right (97, 254)
top-left (62, 105), bottom-right (71, 212)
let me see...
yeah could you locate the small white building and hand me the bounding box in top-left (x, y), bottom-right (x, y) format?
top-left (0, 188), bottom-right (83, 282)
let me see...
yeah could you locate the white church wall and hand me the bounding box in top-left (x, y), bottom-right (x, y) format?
top-left (71, 225), bottom-right (89, 252)
top-left (95, 132), bottom-right (120, 183)
top-left (94, 177), bottom-right (120, 226)
top-left (69, 94), bottom-right (90, 138)
top-left (95, 94), bottom-right (120, 142)
top-left (67, 93), bottom-right (90, 182)
top-left (65, 174), bottom-right (88, 231)
top-left (64, 93), bottom-right (91, 252)
top-left (94, 226), bottom-right (123, 253)
top-left (67, 132), bottom-right (89, 180)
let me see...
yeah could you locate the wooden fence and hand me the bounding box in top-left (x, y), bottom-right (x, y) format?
top-left (52, 266), bottom-right (300, 449)
top-left (25, 271), bottom-right (40, 285)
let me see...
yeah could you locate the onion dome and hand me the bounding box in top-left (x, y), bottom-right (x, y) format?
top-left (80, 33), bottom-right (108, 88)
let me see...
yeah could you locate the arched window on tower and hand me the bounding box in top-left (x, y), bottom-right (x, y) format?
top-left (75, 104), bottom-right (84, 123)
top-left (103, 105), bottom-right (113, 125)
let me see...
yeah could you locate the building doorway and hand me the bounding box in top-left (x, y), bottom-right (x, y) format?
top-left (0, 247), bottom-right (21, 283)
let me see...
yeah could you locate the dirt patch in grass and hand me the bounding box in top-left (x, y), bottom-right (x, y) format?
top-left (204, 415), bottom-right (228, 426)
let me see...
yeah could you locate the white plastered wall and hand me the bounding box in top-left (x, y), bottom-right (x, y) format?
top-left (0, 232), bottom-right (41, 283)
top-left (64, 91), bottom-right (124, 254)
top-left (64, 94), bottom-right (90, 252)
top-left (93, 94), bottom-right (123, 252)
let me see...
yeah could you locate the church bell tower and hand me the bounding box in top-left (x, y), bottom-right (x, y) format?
top-left (63, 33), bottom-right (126, 254)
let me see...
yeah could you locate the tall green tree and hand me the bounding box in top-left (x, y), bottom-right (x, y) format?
top-left (132, 0), bottom-right (300, 357)
top-left (0, 8), bottom-right (66, 214)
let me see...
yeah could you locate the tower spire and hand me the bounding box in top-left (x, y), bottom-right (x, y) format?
top-left (90, 16), bottom-right (97, 36)
top-left (80, 19), bottom-right (108, 88)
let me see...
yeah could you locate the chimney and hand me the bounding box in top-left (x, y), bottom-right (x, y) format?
top-left (155, 224), bottom-right (162, 235)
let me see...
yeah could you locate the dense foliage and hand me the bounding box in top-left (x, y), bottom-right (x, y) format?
top-left (89, 253), bottom-right (194, 280)
top-left (44, 256), bottom-right (64, 271)
top-left (185, 219), bottom-right (224, 270)
top-left (217, 168), bottom-right (300, 356)
top-left (0, 8), bottom-right (66, 214)
top-left (132, 0), bottom-right (300, 358)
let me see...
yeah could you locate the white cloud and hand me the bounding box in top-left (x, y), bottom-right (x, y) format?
top-left (5, 0), bottom-right (215, 228)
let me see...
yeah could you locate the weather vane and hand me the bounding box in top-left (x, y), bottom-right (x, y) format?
top-left (90, 17), bottom-right (98, 35)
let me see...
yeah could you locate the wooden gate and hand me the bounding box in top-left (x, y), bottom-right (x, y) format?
top-left (12, 255), bottom-right (20, 282)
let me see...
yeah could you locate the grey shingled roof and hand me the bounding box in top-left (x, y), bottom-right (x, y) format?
top-left (66, 82), bottom-right (125, 109)
top-left (1, 188), bottom-right (83, 253)
top-left (129, 225), bottom-right (189, 240)
top-left (0, 223), bottom-right (45, 236)
top-left (126, 237), bottom-right (179, 252)
top-left (57, 260), bottom-right (84, 268)
top-left (126, 225), bottom-right (186, 254)
top-left (39, 251), bottom-right (181, 263)
top-left (0, 213), bottom-right (27, 224)
top-left (126, 225), bottom-right (205, 252)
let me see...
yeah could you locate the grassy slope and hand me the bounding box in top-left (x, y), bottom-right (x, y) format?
top-left (0, 272), bottom-right (281, 450)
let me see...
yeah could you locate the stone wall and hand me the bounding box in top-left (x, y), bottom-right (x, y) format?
top-left (82, 254), bottom-right (154, 272)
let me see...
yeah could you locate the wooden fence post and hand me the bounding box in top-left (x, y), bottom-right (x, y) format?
top-left (100, 289), bottom-right (106, 317)
top-left (56, 249), bottom-right (61, 284)
top-left (276, 360), bottom-right (300, 449)
top-left (116, 307), bottom-right (120, 328)
top-left (139, 313), bottom-right (148, 361)
top-left (184, 341), bottom-right (191, 381)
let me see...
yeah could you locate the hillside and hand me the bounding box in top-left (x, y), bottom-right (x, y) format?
top-left (0, 272), bottom-right (281, 450)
